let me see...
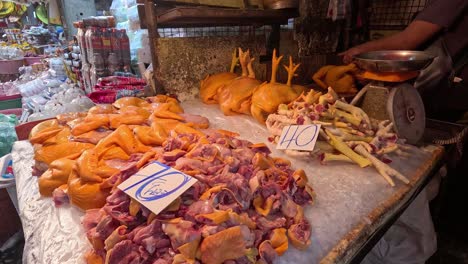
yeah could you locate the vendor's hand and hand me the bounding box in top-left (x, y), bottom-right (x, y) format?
top-left (338, 47), bottom-right (362, 64)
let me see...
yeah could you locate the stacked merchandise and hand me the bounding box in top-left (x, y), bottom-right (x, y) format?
top-left (110, 0), bottom-right (149, 66)
top-left (3, 29), bottom-right (22, 44)
top-left (63, 42), bottom-right (82, 85)
top-left (74, 17), bottom-right (132, 94)
top-left (87, 75), bottom-right (146, 104)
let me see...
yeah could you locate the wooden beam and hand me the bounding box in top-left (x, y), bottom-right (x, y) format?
top-left (155, 0), bottom-right (246, 8)
top-left (144, 0), bottom-right (166, 95)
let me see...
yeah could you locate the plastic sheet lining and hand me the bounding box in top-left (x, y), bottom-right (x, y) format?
top-left (12, 100), bottom-right (437, 264)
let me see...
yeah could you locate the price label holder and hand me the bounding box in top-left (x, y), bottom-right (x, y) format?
top-left (118, 161), bottom-right (198, 215)
top-left (276, 124), bottom-right (321, 151)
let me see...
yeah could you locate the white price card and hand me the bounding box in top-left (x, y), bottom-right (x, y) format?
top-left (276, 124), bottom-right (321, 151)
top-left (118, 161), bottom-right (198, 215)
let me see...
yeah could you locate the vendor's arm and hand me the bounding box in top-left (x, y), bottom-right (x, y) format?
top-left (340, 21), bottom-right (441, 63)
top-left (340, 0), bottom-right (468, 64)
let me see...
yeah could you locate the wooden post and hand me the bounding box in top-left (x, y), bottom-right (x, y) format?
top-left (144, 0), bottom-right (166, 95)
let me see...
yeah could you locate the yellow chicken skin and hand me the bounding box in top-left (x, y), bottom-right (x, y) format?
top-left (71, 114), bottom-right (110, 136)
top-left (200, 72), bottom-right (238, 104)
top-left (134, 125), bottom-right (168, 146)
top-left (312, 64), bottom-right (358, 94)
top-left (88, 104), bottom-right (115, 115)
top-left (38, 158), bottom-right (76, 196)
top-left (218, 48), bottom-right (261, 115)
top-left (147, 95), bottom-right (184, 114)
top-left (67, 169), bottom-right (111, 210)
top-left (34, 142), bottom-right (94, 165)
top-left (42, 127), bottom-right (71, 146)
top-left (108, 114), bottom-right (148, 129)
top-left (29, 119), bottom-right (60, 141)
top-left (200, 49), bottom-right (239, 104)
top-left (31, 96), bottom-right (194, 210)
top-left (251, 51), bottom-right (304, 124)
top-left (118, 106), bottom-right (151, 119)
top-left (95, 125), bottom-right (152, 156)
top-left (113, 97), bottom-right (149, 109)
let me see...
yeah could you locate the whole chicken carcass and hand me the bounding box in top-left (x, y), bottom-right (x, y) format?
top-left (312, 64), bottom-right (358, 94)
top-left (217, 48), bottom-right (262, 115)
top-left (200, 49), bottom-right (239, 104)
top-left (251, 51), bottom-right (305, 124)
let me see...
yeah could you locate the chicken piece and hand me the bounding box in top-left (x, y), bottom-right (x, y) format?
top-left (151, 118), bottom-right (183, 135)
top-left (134, 125), bottom-right (167, 146)
top-left (71, 114), bottom-right (110, 136)
top-left (200, 48), bottom-right (239, 104)
top-left (88, 104), bottom-right (115, 114)
top-left (118, 106), bottom-right (151, 119)
top-left (42, 127), bottom-right (72, 146)
top-left (29, 126), bottom-right (63, 145)
top-left (68, 169), bottom-right (111, 210)
top-left (38, 158), bottom-right (76, 196)
top-left (95, 125), bottom-right (152, 156)
top-left (108, 114), bottom-right (148, 129)
top-left (312, 64), bottom-right (358, 94)
top-left (150, 106), bottom-right (185, 121)
top-left (147, 95), bottom-right (184, 114)
top-left (99, 146), bottom-right (131, 160)
top-left (34, 142), bottom-right (94, 165)
top-left (218, 48), bottom-right (261, 115)
top-left (76, 149), bottom-right (120, 183)
top-left (113, 97), bottom-right (149, 109)
top-left (71, 130), bottom-right (112, 145)
top-left (251, 51), bottom-right (303, 124)
top-left (56, 112), bottom-right (88, 125)
top-left (29, 119), bottom-right (59, 140)
top-left (200, 226), bottom-right (250, 264)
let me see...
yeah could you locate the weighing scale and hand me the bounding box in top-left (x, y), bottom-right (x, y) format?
top-left (351, 50), bottom-right (435, 145)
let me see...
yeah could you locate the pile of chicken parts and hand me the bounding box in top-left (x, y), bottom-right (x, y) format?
top-left (30, 95), bottom-right (315, 264)
top-left (266, 88), bottom-right (411, 187)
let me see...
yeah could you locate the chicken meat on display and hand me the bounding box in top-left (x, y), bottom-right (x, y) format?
top-left (30, 95), bottom-right (315, 264)
top-left (199, 48), bottom-right (305, 124)
top-left (266, 88), bottom-right (411, 187)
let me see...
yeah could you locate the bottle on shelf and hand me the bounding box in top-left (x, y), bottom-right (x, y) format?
top-left (119, 29), bottom-right (131, 69)
top-left (107, 52), bottom-right (120, 76)
top-left (101, 28), bottom-right (112, 67)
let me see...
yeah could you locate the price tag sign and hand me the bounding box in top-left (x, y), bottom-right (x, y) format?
top-left (118, 161), bottom-right (197, 215)
top-left (276, 124), bottom-right (321, 151)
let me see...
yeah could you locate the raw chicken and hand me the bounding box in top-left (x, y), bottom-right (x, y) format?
top-left (218, 48), bottom-right (261, 116)
top-left (200, 49), bottom-right (239, 104)
top-left (251, 50), bottom-right (304, 124)
top-left (312, 63), bottom-right (358, 94)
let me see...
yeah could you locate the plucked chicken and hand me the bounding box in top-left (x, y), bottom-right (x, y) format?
top-left (312, 64), bottom-right (358, 94)
top-left (251, 50), bottom-right (305, 124)
top-left (218, 48), bottom-right (262, 115)
top-left (200, 49), bottom-right (239, 104)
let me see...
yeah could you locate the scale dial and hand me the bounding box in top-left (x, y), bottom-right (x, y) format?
top-left (387, 83), bottom-right (426, 145)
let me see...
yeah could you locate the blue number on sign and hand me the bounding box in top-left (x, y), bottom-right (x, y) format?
top-left (280, 125), bottom-right (318, 148)
top-left (123, 162), bottom-right (191, 201)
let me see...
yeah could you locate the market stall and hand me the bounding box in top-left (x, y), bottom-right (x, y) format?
top-left (12, 100), bottom-right (444, 264)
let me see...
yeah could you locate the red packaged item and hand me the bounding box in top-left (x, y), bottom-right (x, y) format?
top-left (119, 29), bottom-right (131, 68)
top-left (87, 90), bottom-right (117, 104)
top-left (101, 28), bottom-right (112, 65)
top-left (97, 76), bottom-right (147, 86)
